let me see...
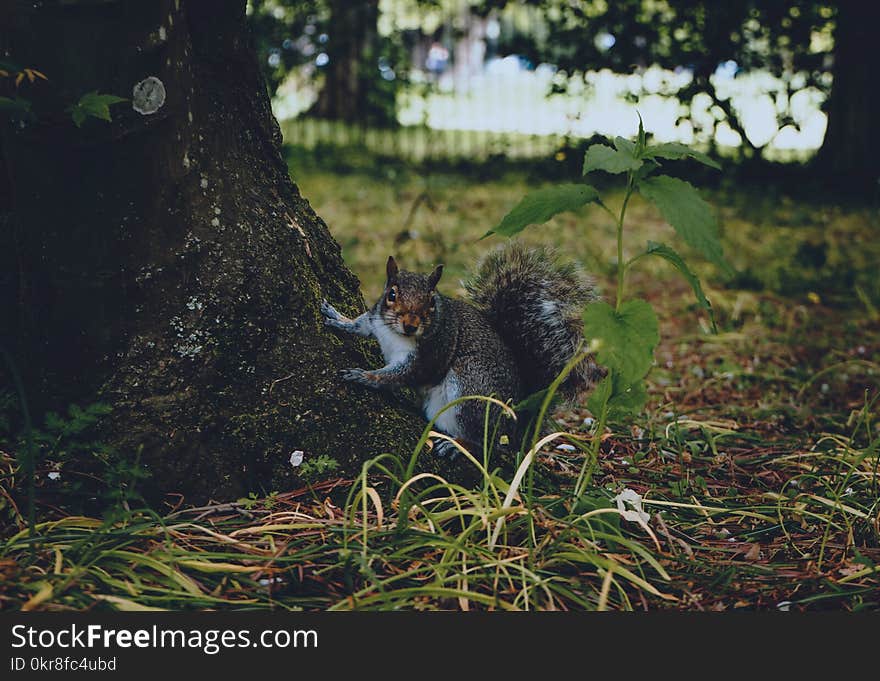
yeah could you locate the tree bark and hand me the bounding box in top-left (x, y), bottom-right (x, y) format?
top-left (817, 1), bottom-right (880, 193)
top-left (1, 0), bottom-right (460, 504)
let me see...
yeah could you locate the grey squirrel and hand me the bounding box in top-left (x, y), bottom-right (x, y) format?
top-left (321, 241), bottom-right (601, 456)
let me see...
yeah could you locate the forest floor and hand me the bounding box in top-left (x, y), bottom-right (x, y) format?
top-left (2, 158), bottom-right (878, 611)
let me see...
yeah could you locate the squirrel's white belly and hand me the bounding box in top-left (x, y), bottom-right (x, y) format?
top-left (370, 313), bottom-right (416, 365)
top-left (422, 371), bottom-right (462, 439)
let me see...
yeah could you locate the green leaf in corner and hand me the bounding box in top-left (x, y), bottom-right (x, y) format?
top-left (644, 241), bottom-right (717, 332)
top-left (583, 299), bottom-right (659, 385)
top-left (68, 91), bottom-right (128, 127)
top-left (638, 175), bottom-right (732, 276)
top-left (582, 143), bottom-right (642, 176)
top-left (643, 142), bottom-right (722, 171)
top-left (485, 183), bottom-right (599, 238)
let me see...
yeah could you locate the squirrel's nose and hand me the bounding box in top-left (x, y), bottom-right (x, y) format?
top-left (403, 323), bottom-right (419, 335)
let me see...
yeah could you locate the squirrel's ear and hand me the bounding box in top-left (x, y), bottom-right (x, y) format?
top-left (386, 256), bottom-right (398, 283)
top-left (428, 264), bottom-right (444, 290)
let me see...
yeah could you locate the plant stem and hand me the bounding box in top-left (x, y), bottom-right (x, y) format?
top-left (577, 174), bottom-right (634, 497)
top-left (616, 174), bottom-right (634, 312)
top-left (574, 389), bottom-right (610, 498)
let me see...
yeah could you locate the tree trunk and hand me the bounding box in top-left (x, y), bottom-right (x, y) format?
top-left (817, 2), bottom-right (880, 194)
top-left (308, 0), bottom-right (384, 125)
top-left (1, 0), bottom-right (459, 504)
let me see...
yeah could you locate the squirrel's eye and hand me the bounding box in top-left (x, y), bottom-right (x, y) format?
top-left (386, 287), bottom-right (397, 303)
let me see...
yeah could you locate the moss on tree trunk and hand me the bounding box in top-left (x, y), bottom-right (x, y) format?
top-left (1, 0), bottom-right (464, 504)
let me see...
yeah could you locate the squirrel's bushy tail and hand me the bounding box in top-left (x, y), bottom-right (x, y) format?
top-left (464, 241), bottom-right (602, 400)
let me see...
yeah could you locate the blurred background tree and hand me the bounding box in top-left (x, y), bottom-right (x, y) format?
top-left (249, 0), bottom-right (405, 126)
top-left (249, 0), bottom-right (877, 193)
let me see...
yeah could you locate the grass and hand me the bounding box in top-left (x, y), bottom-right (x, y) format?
top-left (1, 155), bottom-right (878, 611)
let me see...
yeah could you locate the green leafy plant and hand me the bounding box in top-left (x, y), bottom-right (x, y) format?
top-left (0, 59), bottom-right (45, 124)
top-left (1, 60), bottom-right (126, 128)
top-left (487, 115), bottom-right (729, 497)
top-left (0, 61), bottom-right (48, 87)
top-left (299, 454), bottom-right (340, 481)
top-left (66, 91), bottom-right (127, 127)
top-left (6, 401), bottom-right (149, 514)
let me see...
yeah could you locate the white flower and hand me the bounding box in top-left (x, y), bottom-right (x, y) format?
top-left (613, 488), bottom-right (650, 525)
top-left (47, 471), bottom-right (61, 481)
top-left (289, 450), bottom-right (304, 467)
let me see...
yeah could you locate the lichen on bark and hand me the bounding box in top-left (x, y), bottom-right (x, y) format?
top-left (1, 0), bottom-right (466, 504)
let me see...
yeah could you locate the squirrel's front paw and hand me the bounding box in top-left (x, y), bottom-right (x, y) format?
top-left (321, 299), bottom-right (342, 323)
top-left (339, 367), bottom-right (374, 386)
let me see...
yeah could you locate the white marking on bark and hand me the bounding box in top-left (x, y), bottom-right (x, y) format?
top-left (132, 76), bottom-right (166, 115)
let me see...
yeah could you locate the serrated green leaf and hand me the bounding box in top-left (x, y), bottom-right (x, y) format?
top-left (68, 91), bottom-right (128, 127)
top-left (644, 241), bottom-right (717, 332)
top-left (582, 144), bottom-right (642, 175)
top-left (643, 142), bottom-right (721, 171)
top-left (78, 92), bottom-right (128, 107)
top-left (583, 299), bottom-right (659, 385)
top-left (486, 183), bottom-right (599, 237)
top-left (638, 175), bottom-right (731, 275)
